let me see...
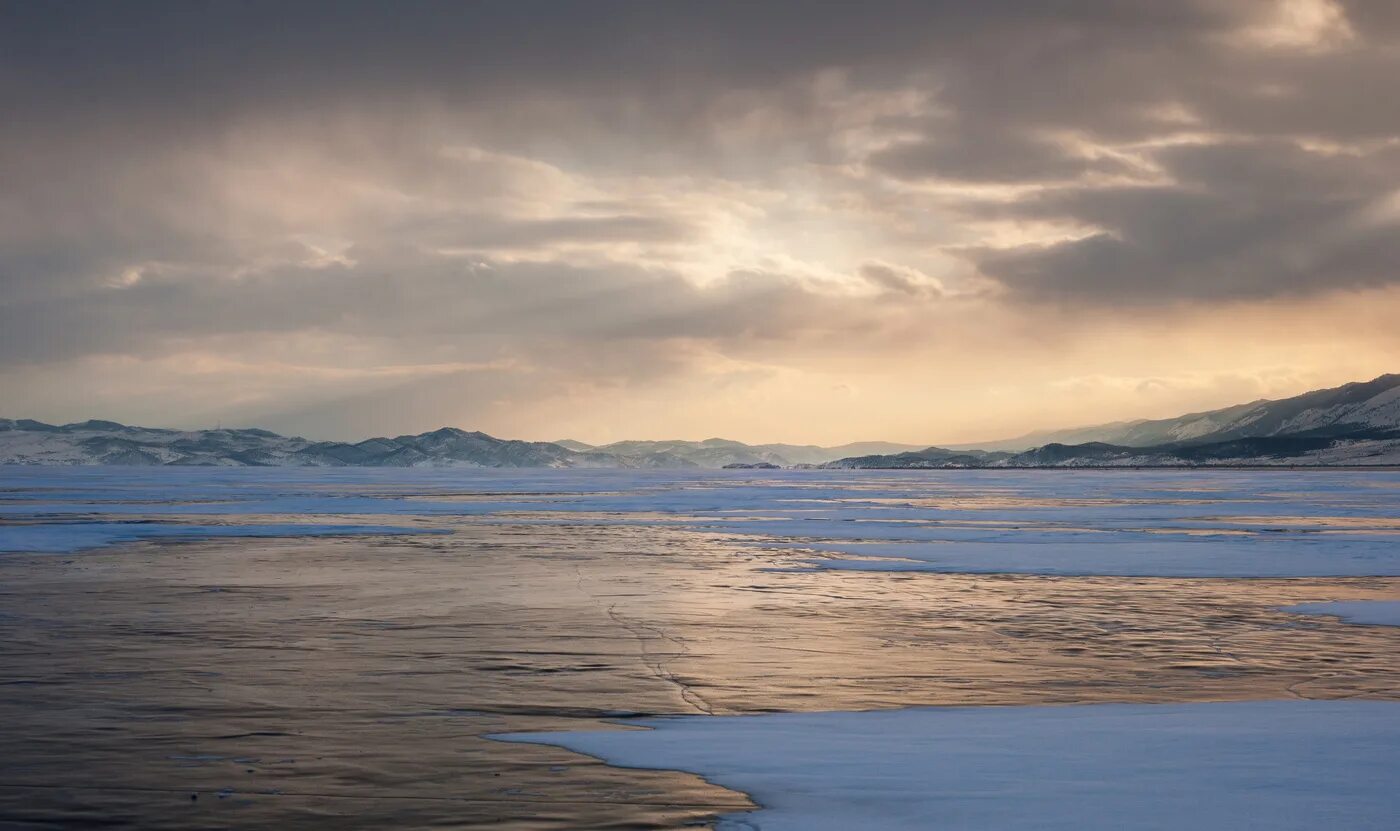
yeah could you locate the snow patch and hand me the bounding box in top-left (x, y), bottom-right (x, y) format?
top-left (1281, 600), bottom-right (1400, 626)
top-left (494, 700), bottom-right (1400, 831)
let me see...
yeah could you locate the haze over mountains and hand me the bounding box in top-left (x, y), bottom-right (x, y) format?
top-left (834, 374), bottom-right (1400, 468)
top-left (555, 439), bottom-right (922, 468)
top-left (949, 374), bottom-right (1400, 452)
top-left (0, 420), bottom-right (918, 469)
top-left (2, 375), bottom-right (1397, 468)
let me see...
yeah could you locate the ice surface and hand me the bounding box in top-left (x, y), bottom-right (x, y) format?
top-left (3, 465), bottom-right (1398, 827)
top-left (2, 467), bottom-right (1397, 577)
top-left (779, 538), bottom-right (1400, 577)
top-left (495, 700), bottom-right (1400, 831)
top-left (0, 522), bottom-right (437, 553)
top-left (1281, 600), bottom-right (1400, 626)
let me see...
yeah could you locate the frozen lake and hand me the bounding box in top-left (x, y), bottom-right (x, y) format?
top-left (5, 466), bottom-right (1400, 576)
top-left (1, 467), bottom-right (1397, 828)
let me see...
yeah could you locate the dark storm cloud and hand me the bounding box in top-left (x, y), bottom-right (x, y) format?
top-left (968, 140), bottom-right (1400, 301)
top-left (0, 2), bottom-right (1218, 109)
top-left (2, 0), bottom-right (1398, 382)
top-left (0, 0), bottom-right (1252, 180)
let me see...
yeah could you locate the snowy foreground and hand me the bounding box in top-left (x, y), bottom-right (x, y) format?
top-left (497, 700), bottom-right (1400, 831)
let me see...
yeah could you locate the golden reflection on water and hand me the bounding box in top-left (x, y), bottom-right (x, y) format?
top-left (1216, 515), bottom-right (1400, 530)
top-left (797, 496), bottom-right (1253, 508)
top-left (2, 517), bottom-right (1397, 828)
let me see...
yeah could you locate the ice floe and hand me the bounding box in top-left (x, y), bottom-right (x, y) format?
top-left (1281, 600), bottom-right (1400, 626)
top-left (495, 700), bottom-right (1400, 830)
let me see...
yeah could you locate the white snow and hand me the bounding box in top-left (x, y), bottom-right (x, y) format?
top-left (1281, 600), bottom-right (1400, 626)
top-left (494, 700), bottom-right (1400, 831)
top-left (1278, 385), bottom-right (1400, 435)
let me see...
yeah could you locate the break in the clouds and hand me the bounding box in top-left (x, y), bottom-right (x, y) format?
top-left (2, 1), bottom-right (1398, 443)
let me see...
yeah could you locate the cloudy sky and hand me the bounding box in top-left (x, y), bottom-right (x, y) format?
top-left (3, 1), bottom-right (1398, 444)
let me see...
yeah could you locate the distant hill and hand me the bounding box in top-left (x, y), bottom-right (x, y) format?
top-left (0, 420), bottom-right (919, 469)
top-left (829, 374), bottom-right (1400, 468)
top-left (6, 375), bottom-right (1396, 468)
top-left (550, 438), bottom-right (923, 467)
top-left (948, 374), bottom-right (1400, 452)
top-left (0, 421), bottom-right (653, 468)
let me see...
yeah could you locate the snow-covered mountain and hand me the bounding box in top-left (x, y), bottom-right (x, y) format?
top-left (830, 374), bottom-right (1400, 468)
top-left (829, 433), bottom-right (1400, 468)
top-left (0, 420), bottom-right (918, 469)
top-left (5, 375), bottom-right (1396, 468)
top-left (0, 421), bottom-right (657, 468)
top-left (553, 438), bottom-right (923, 467)
top-left (949, 374), bottom-right (1400, 452)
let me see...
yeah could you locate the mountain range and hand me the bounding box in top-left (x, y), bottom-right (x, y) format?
top-left (829, 374), bottom-right (1400, 468)
top-left (0, 420), bottom-right (917, 469)
top-left (2, 374), bottom-right (1397, 468)
top-left (554, 438), bottom-right (922, 468)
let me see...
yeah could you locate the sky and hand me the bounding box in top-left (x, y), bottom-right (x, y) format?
top-left (2, 0), bottom-right (1398, 445)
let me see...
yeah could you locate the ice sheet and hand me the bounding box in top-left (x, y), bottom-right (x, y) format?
top-left (780, 538), bottom-right (1400, 577)
top-left (2, 467), bottom-right (1397, 577)
top-left (0, 522), bottom-right (438, 553)
top-left (495, 700), bottom-right (1400, 831)
top-left (1282, 600), bottom-right (1400, 626)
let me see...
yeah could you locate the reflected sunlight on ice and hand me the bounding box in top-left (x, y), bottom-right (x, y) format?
top-left (3, 467), bottom-right (1398, 578)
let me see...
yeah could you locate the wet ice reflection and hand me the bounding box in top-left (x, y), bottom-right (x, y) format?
top-left (0, 467), bottom-right (1397, 828)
